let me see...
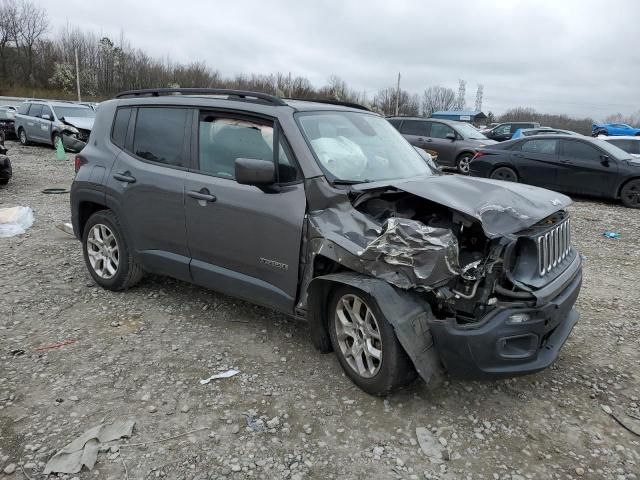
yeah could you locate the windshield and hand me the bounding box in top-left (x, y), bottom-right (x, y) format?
top-left (297, 111), bottom-right (433, 183)
top-left (455, 122), bottom-right (488, 140)
top-left (53, 106), bottom-right (96, 119)
top-left (593, 138), bottom-right (632, 160)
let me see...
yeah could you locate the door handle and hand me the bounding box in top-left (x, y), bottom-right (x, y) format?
top-left (113, 172), bottom-right (136, 183)
top-left (416, 137), bottom-right (424, 142)
top-left (188, 189), bottom-right (216, 202)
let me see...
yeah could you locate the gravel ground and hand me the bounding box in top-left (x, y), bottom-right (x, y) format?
top-left (1, 140), bottom-right (639, 480)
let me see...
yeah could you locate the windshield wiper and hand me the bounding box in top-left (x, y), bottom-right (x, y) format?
top-left (332, 179), bottom-right (370, 185)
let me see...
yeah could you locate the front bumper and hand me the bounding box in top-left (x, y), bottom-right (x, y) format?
top-left (430, 256), bottom-right (582, 379)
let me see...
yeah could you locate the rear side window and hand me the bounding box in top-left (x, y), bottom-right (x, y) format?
top-left (400, 120), bottom-right (429, 136)
top-left (112, 108), bottom-right (132, 149)
top-left (607, 139), bottom-right (636, 154)
top-left (132, 107), bottom-right (188, 166)
top-left (387, 119), bottom-right (402, 130)
top-left (17, 103), bottom-right (30, 115)
top-left (28, 104), bottom-right (42, 117)
top-left (521, 139), bottom-right (558, 154)
top-left (562, 140), bottom-right (601, 161)
top-left (198, 114), bottom-right (300, 183)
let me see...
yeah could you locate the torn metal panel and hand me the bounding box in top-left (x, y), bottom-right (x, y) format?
top-left (353, 175), bottom-right (573, 238)
top-left (308, 272), bottom-right (443, 385)
top-left (307, 207), bottom-right (460, 290)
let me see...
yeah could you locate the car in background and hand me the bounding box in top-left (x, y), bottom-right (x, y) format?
top-left (511, 127), bottom-right (581, 140)
top-left (481, 122), bottom-right (541, 142)
top-left (0, 106), bottom-right (17, 139)
top-left (388, 116), bottom-right (496, 173)
top-left (592, 122), bottom-right (640, 137)
top-left (14, 100), bottom-right (95, 149)
top-left (600, 136), bottom-right (640, 159)
top-left (0, 132), bottom-right (12, 185)
top-left (469, 134), bottom-right (640, 208)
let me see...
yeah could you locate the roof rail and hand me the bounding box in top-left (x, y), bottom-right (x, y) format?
top-left (114, 88), bottom-right (287, 106)
top-left (287, 98), bottom-right (370, 111)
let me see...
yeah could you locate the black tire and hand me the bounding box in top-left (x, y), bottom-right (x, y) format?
top-left (0, 178), bottom-right (8, 185)
top-left (328, 285), bottom-right (417, 395)
top-left (620, 179), bottom-right (640, 208)
top-left (18, 128), bottom-right (28, 146)
top-left (456, 153), bottom-right (473, 174)
top-left (82, 210), bottom-right (144, 290)
top-left (490, 166), bottom-right (518, 182)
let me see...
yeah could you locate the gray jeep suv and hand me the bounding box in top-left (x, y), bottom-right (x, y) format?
top-left (71, 88), bottom-right (582, 395)
top-left (14, 100), bottom-right (95, 149)
top-left (388, 117), bottom-right (496, 173)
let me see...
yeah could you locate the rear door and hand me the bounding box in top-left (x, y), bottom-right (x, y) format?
top-left (38, 105), bottom-right (54, 143)
top-left (399, 119), bottom-right (431, 149)
top-left (557, 139), bottom-right (619, 196)
top-left (108, 106), bottom-right (191, 280)
top-left (426, 121), bottom-right (458, 166)
top-left (26, 104), bottom-right (42, 141)
top-left (513, 138), bottom-right (560, 188)
top-left (184, 111), bottom-right (306, 313)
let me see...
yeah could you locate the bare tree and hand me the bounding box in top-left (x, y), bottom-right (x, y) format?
top-left (421, 86), bottom-right (457, 117)
top-left (373, 87), bottom-right (419, 116)
top-left (14, 0), bottom-right (47, 84)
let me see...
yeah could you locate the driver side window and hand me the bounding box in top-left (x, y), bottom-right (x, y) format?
top-left (495, 124), bottom-right (511, 135)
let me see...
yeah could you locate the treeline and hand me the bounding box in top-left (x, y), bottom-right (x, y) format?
top-left (1, 0), bottom-right (636, 129)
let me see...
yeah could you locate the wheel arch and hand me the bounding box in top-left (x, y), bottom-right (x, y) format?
top-left (307, 271), bottom-right (442, 384)
top-left (490, 163), bottom-right (521, 179)
top-left (617, 176), bottom-right (640, 199)
top-left (77, 201), bottom-right (109, 238)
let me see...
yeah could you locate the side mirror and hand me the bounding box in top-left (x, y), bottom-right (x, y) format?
top-left (41, 114), bottom-right (51, 120)
top-left (235, 158), bottom-right (276, 186)
top-left (446, 132), bottom-right (456, 141)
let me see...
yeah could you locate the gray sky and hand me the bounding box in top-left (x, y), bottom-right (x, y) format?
top-left (38, 0), bottom-right (639, 118)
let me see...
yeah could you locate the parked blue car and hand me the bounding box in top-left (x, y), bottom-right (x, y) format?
top-left (592, 123), bottom-right (640, 137)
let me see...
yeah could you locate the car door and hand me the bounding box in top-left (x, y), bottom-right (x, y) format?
top-left (107, 106), bottom-right (192, 281)
top-left (184, 111), bottom-right (306, 313)
top-left (38, 105), bottom-right (54, 143)
top-left (399, 119), bottom-right (431, 149)
top-left (512, 138), bottom-right (560, 188)
top-left (425, 121), bottom-right (458, 166)
top-left (557, 139), bottom-right (619, 196)
top-left (26, 104), bottom-right (42, 141)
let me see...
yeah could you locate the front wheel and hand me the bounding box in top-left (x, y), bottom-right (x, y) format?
top-left (18, 128), bottom-right (28, 146)
top-left (456, 153), bottom-right (473, 174)
top-left (490, 166), bottom-right (518, 182)
top-left (328, 286), bottom-right (417, 395)
top-left (620, 179), bottom-right (640, 208)
top-left (82, 210), bottom-right (144, 290)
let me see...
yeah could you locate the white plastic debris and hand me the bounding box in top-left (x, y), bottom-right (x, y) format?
top-left (56, 222), bottom-right (74, 235)
top-left (0, 206), bottom-right (34, 237)
top-left (415, 427), bottom-right (445, 463)
top-left (199, 369), bottom-right (240, 385)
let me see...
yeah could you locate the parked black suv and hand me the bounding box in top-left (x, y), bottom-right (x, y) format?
top-left (71, 89), bottom-right (582, 395)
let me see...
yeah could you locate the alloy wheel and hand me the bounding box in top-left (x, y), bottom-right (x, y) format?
top-left (86, 224), bottom-right (119, 279)
top-left (458, 155), bottom-right (471, 174)
top-left (334, 294), bottom-right (383, 378)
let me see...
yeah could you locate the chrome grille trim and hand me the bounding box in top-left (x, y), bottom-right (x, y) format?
top-left (537, 218), bottom-right (572, 276)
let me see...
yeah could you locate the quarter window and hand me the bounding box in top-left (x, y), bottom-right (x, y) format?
top-left (521, 139), bottom-right (558, 154)
top-left (17, 103), bottom-right (30, 115)
top-left (132, 107), bottom-right (188, 166)
top-left (400, 120), bottom-right (429, 136)
top-left (562, 140), bottom-right (601, 161)
top-left (112, 108), bottom-right (132, 149)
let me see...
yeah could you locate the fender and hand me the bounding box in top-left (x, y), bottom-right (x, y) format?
top-left (307, 272), bottom-right (442, 384)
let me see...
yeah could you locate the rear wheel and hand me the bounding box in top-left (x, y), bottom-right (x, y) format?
top-left (456, 153), bottom-right (473, 174)
top-left (18, 128), bottom-right (28, 146)
top-left (490, 166), bottom-right (518, 182)
top-left (328, 285), bottom-right (417, 395)
top-left (620, 179), bottom-right (640, 208)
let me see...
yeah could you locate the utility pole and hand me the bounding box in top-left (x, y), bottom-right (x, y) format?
top-left (288, 72), bottom-right (292, 98)
top-left (394, 72), bottom-right (401, 116)
top-left (74, 48), bottom-right (82, 102)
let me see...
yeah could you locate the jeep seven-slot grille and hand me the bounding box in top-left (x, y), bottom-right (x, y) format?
top-left (537, 218), bottom-right (571, 276)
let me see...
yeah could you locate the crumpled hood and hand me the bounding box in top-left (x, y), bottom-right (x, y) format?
top-left (62, 117), bottom-right (94, 131)
top-left (354, 175), bottom-right (572, 238)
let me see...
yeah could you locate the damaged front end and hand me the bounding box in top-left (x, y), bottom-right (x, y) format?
top-left (302, 175), bottom-right (582, 382)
